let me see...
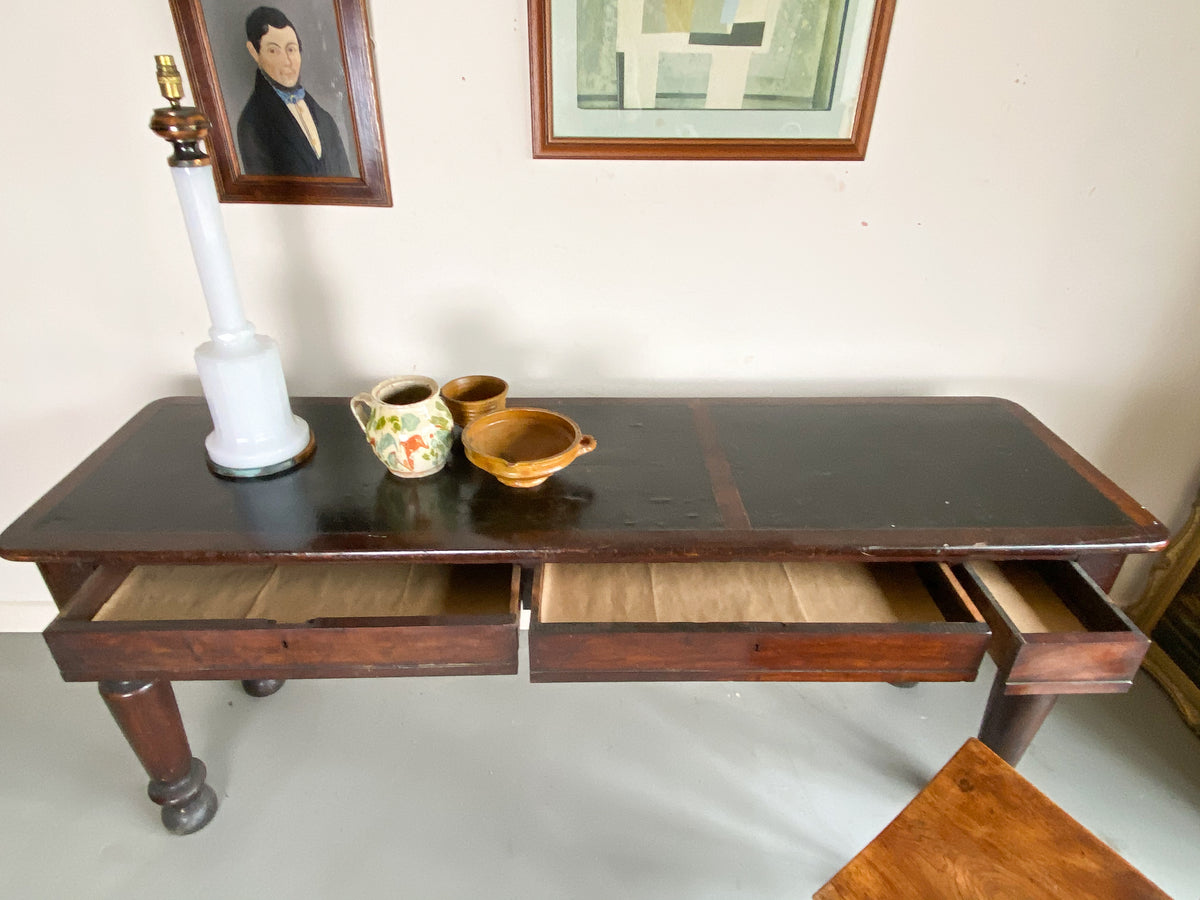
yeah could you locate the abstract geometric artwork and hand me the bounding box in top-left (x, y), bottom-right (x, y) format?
top-left (577, 0), bottom-right (850, 110)
top-left (528, 0), bottom-right (895, 159)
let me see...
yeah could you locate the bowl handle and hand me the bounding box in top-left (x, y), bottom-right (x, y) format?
top-left (577, 435), bottom-right (597, 455)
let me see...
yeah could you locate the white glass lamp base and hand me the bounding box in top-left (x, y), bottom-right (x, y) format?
top-left (195, 333), bottom-right (313, 478)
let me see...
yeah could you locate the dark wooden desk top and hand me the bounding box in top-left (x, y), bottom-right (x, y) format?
top-left (0, 396), bottom-right (1167, 564)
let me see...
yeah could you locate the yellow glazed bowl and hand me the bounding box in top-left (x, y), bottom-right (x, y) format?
top-left (462, 408), bottom-right (596, 488)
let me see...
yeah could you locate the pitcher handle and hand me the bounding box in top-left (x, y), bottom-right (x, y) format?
top-left (350, 393), bottom-right (374, 433)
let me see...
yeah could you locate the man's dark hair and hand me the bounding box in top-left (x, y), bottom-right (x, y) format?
top-left (245, 7), bottom-right (300, 51)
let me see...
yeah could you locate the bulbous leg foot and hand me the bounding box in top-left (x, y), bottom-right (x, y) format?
top-left (150, 757), bottom-right (219, 835)
top-left (241, 678), bottom-right (286, 697)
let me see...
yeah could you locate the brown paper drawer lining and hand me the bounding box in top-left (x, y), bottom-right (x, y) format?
top-left (966, 560), bottom-right (1086, 633)
top-left (94, 563), bottom-right (515, 623)
top-left (538, 562), bottom-right (947, 624)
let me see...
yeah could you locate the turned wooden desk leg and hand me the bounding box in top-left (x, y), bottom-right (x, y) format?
top-left (977, 671), bottom-right (1058, 766)
top-left (98, 680), bottom-right (218, 835)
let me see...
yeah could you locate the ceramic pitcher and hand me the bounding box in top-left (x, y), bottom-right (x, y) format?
top-left (351, 376), bottom-right (454, 478)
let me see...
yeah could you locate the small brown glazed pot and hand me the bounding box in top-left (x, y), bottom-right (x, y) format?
top-left (440, 375), bottom-right (509, 428)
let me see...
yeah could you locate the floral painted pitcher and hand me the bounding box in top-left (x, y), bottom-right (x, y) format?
top-left (351, 376), bottom-right (453, 478)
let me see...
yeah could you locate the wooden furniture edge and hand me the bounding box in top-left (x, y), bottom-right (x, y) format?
top-left (1130, 483), bottom-right (1200, 630)
top-left (1000, 399), bottom-right (1168, 540)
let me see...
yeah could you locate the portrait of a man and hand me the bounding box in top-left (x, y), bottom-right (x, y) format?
top-left (237, 6), bottom-right (351, 176)
top-left (174, 0), bottom-right (388, 203)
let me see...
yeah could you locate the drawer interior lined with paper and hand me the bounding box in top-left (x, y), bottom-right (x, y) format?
top-left (537, 561), bottom-right (966, 624)
top-left (951, 559), bottom-right (1148, 690)
top-left (93, 563), bottom-right (516, 623)
top-left (959, 560), bottom-right (1087, 633)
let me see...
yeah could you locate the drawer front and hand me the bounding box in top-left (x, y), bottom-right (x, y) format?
top-left (44, 563), bottom-right (520, 681)
top-left (529, 561), bottom-right (989, 682)
top-left (954, 560), bottom-right (1149, 692)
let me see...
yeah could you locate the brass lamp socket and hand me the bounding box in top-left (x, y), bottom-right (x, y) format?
top-left (149, 54), bottom-right (212, 168)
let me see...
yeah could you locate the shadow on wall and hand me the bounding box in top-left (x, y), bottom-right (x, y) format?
top-left (266, 206), bottom-right (351, 393)
top-left (422, 294), bottom-right (946, 400)
top-left (430, 300), bottom-right (613, 396)
top-left (246, 238), bottom-right (965, 403)
top-left (162, 373), bottom-right (204, 396)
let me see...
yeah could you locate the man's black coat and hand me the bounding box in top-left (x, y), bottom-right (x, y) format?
top-left (237, 70), bottom-right (352, 177)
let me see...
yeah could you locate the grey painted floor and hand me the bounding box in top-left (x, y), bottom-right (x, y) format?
top-left (1, 632), bottom-right (1197, 899)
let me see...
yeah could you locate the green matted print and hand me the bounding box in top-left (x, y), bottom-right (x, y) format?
top-left (577, 0), bottom-right (850, 111)
top-left (529, 0), bottom-right (894, 159)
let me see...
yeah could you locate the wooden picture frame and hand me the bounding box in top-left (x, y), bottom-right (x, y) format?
top-left (528, 0), bottom-right (896, 160)
top-left (1132, 485), bottom-right (1200, 736)
top-left (168, 0), bottom-right (391, 206)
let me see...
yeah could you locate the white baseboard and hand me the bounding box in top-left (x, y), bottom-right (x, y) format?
top-left (0, 601), bottom-right (55, 632)
top-left (0, 562), bottom-right (56, 631)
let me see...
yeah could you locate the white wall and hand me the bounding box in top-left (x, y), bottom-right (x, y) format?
top-left (3, 1), bottom-right (1200, 629)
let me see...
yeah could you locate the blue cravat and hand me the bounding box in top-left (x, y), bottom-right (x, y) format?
top-left (271, 83), bottom-right (306, 105)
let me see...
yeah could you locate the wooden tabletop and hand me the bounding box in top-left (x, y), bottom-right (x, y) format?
top-left (814, 737), bottom-right (1171, 899)
top-left (0, 396), bottom-right (1167, 564)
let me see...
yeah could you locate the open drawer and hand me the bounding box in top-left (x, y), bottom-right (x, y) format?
top-left (528, 561), bottom-right (989, 682)
top-left (952, 560), bottom-right (1149, 694)
top-left (44, 562), bottom-right (520, 681)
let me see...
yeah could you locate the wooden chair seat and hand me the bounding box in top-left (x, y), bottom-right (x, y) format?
top-left (814, 738), bottom-right (1170, 900)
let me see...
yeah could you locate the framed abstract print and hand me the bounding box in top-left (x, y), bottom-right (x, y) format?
top-left (528, 0), bottom-right (896, 160)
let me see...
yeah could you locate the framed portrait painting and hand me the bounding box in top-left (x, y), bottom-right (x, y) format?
top-left (528, 0), bottom-right (897, 160)
top-left (169, 0), bottom-right (391, 205)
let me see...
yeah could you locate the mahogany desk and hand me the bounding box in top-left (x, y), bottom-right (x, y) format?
top-left (0, 397), bottom-right (1167, 834)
